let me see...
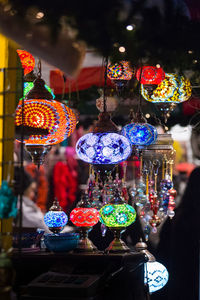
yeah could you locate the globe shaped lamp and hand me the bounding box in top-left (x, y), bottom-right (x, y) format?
top-left (145, 261), bottom-right (169, 293)
top-left (136, 66), bottom-right (165, 85)
top-left (70, 195), bottom-right (100, 252)
top-left (76, 112), bottom-right (132, 167)
top-left (107, 60), bottom-right (133, 89)
top-left (141, 73), bottom-right (192, 122)
top-left (135, 241), bottom-right (169, 294)
top-left (44, 199), bottom-right (68, 234)
top-left (17, 49), bottom-right (35, 76)
top-left (15, 76), bottom-right (77, 167)
top-left (99, 189), bottom-right (136, 253)
top-left (122, 122), bottom-right (157, 149)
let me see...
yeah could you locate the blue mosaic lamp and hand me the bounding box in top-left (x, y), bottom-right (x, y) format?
top-left (122, 112), bottom-right (157, 149)
top-left (76, 112), bottom-right (132, 165)
top-left (44, 199), bottom-right (68, 233)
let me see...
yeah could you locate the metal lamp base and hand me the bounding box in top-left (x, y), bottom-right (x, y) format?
top-left (74, 227), bottom-right (97, 253)
top-left (106, 228), bottom-right (130, 253)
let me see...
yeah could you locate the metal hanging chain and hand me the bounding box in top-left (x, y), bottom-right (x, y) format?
top-left (103, 57), bottom-right (109, 112)
top-left (37, 59), bottom-right (42, 78)
top-left (137, 61), bottom-right (143, 116)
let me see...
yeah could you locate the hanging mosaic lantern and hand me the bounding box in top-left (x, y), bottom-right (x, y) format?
top-left (15, 99), bottom-right (76, 146)
top-left (107, 61), bottom-right (134, 90)
top-left (99, 189), bottom-right (136, 252)
top-left (141, 73), bottom-right (192, 103)
top-left (122, 122), bottom-right (157, 149)
top-left (76, 112), bottom-right (132, 165)
top-left (69, 194), bottom-right (100, 252)
top-left (136, 66), bottom-right (165, 85)
top-left (17, 49), bottom-right (35, 76)
top-left (44, 199), bottom-right (68, 233)
top-left (76, 132), bottom-right (131, 164)
top-left (15, 71), bottom-right (77, 166)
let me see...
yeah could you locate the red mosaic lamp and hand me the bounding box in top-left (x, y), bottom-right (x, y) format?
top-left (136, 66), bottom-right (165, 85)
top-left (70, 194), bottom-right (100, 252)
top-left (15, 61), bottom-right (77, 167)
top-left (17, 49), bottom-right (35, 76)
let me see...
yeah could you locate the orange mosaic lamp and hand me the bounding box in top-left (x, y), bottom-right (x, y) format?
top-left (15, 99), bottom-right (76, 146)
top-left (17, 50), bottom-right (35, 76)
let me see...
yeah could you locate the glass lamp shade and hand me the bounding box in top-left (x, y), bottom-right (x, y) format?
top-left (70, 207), bottom-right (100, 227)
top-left (76, 132), bottom-right (132, 164)
top-left (17, 50), bottom-right (35, 76)
top-left (107, 61), bottom-right (133, 81)
top-left (99, 203), bottom-right (136, 228)
top-left (145, 261), bottom-right (169, 293)
top-left (44, 211), bottom-right (68, 230)
top-left (122, 123), bottom-right (157, 147)
top-left (23, 82), bottom-right (55, 99)
top-left (15, 99), bottom-right (77, 145)
top-left (136, 66), bottom-right (165, 85)
top-left (141, 73), bottom-right (192, 103)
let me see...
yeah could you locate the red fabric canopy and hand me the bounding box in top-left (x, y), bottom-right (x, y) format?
top-left (50, 66), bottom-right (113, 94)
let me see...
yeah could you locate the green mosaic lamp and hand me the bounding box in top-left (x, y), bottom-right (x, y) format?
top-left (99, 189), bottom-right (136, 253)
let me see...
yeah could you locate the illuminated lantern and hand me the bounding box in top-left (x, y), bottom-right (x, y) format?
top-left (17, 49), bottom-right (35, 76)
top-left (141, 73), bottom-right (192, 103)
top-left (70, 207), bottom-right (100, 227)
top-left (141, 73), bottom-right (192, 122)
top-left (99, 189), bottom-right (136, 252)
top-left (76, 132), bottom-right (131, 164)
top-left (15, 99), bottom-right (76, 146)
top-left (76, 111), bottom-right (132, 166)
top-left (145, 262), bottom-right (169, 293)
top-left (69, 195), bottom-right (100, 252)
top-left (100, 203), bottom-right (136, 227)
top-left (136, 66), bottom-right (165, 85)
top-left (15, 74), bottom-right (77, 167)
top-left (122, 123), bottom-right (157, 148)
top-left (44, 199), bottom-right (68, 233)
top-left (135, 241), bottom-right (169, 294)
top-left (107, 61), bottom-right (133, 90)
top-left (23, 82), bottom-right (55, 99)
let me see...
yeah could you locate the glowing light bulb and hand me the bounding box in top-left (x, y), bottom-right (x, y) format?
top-left (119, 46), bottom-right (126, 53)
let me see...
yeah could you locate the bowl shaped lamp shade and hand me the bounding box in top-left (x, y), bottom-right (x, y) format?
top-left (44, 211), bottom-right (68, 228)
top-left (15, 99), bottom-right (77, 145)
top-left (145, 261), bottom-right (169, 293)
top-left (17, 50), bottom-right (35, 76)
top-left (76, 132), bottom-right (132, 164)
top-left (141, 73), bottom-right (192, 103)
top-left (136, 66), bottom-right (165, 85)
top-left (107, 61), bottom-right (133, 81)
top-left (122, 123), bottom-right (157, 147)
top-left (99, 204), bottom-right (136, 228)
top-left (23, 82), bottom-right (55, 99)
top-left (70, 208), bottom-right (100, 227)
